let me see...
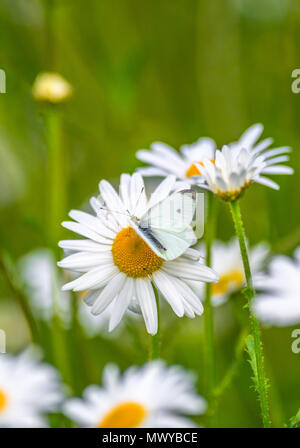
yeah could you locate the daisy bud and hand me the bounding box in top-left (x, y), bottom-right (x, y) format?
top-left (32, 72), bottom-right (73, 104)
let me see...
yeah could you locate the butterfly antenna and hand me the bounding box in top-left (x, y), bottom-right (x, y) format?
top-left (132, 186), bottom-right (145, 217)
top-left (98, 206), bottom-right (131, 217)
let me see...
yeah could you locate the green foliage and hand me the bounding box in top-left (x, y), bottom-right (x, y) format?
top-left (0, 0), bottom-right (299, 428)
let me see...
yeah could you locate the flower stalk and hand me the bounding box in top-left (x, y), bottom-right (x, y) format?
top-left (229, 200), bottom-right (271, 428)
top-left (203, 192), bottom-right (216, 424)
top-left (45, 108), bottom-right (66, 247)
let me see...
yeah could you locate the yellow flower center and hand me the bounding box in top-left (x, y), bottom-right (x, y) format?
top-left (112, 226), bottom-right (163, 278)
top-left (185, 159), bottom-right (215, 178)
top-left (0, 389), bottom-right (8, 413)
top-left (97, 402), bottom-right (147, 428)
top-left (211, 270), bottom-right (244, 295)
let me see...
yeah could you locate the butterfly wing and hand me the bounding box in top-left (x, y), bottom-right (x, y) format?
top-left (141, 190), bottom-right (196, 232)
top-left (131, 190), bottom-right (197, 261)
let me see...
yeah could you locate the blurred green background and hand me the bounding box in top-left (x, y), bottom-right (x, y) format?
top-left (0, 0), bottom-right (299, 428)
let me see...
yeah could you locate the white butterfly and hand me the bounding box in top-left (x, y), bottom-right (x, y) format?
top-left (130, 189), bottom-right (197, 261)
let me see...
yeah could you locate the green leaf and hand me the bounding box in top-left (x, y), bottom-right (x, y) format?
top-left (245, 335), bottom-right (258, 390)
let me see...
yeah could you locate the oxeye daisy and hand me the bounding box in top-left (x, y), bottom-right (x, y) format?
top-left (58, 174), bottom-right (219, 335)
top-left (0, 351), bottom-right (63, 427)
top-left (195, 239), bottom-right (269, 306)
top-left (136, 139), bottom-right (216, 185)
top-left (253, 248), bottom-right (300, 327)
top-left (63, 361), bottom-right (207, 428)
top-left (198, 129), bottom-right (293, 201)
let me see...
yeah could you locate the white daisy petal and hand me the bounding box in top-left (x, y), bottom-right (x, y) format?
top-left (58, 251), bottom-right (113, 271)
top-left (62, 221), bottom-right (111, 245)
top-left (99, 180), bottom-right (129, 227)
top-left (62, 265), bottom-right (118, 291)
top-left (137, 167), bottom-right (169, 177)
top-left (91, 272), bottom-right (127, 315)
top-left (261, 165), bottom-right (294, 175)
top-left (147, 175), bottom-right (176, 209)
top-left (152, 270), bottom-right (185, 317)
top-left (58, 239), bottom-right (111, 253)
top-left (163, 259), bottom-right (219, 283)
top-left (130, 172), bottom-right (147, 218)
top-left (254, 176), bottom-right (280, 190)
top-left (69, 210), bottom-right (115, 239)
top-left (136, 278), bottom-right (158, 335)
top-left (109, 277), bottom-right (134, 331)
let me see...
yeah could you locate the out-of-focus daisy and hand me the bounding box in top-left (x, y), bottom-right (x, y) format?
top-left (194, 239), bottom-right (269, 306)
top-left (136, 124), bottom-right (293, 199)
top-left (136, 139), bottom-right (216, 185)
top-left (32, 72), bottom-right (73, 104)
top-left (0, 351), bottom-right (62, 427)
top-left (198, 125), bottom-right (293, 201)
top-left (58, 174), bottom-right (219, 335)
top-left (19, 249), bottom-right (71, 327)
top-left (253, 248), bottom-right (300, 327)
top-left (63, 361), bottom-right (207, 428)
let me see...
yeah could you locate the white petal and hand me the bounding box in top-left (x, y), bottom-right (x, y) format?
top-left (261, 165), bottom-right (294, 175)
top-left (91, 272), bottom-right (127, 315)
top-left (99, 180), bottom-right (129, 227)
top-left (136, 150), bottom-right (183, 177)
top-left (109, 277), bottom-right (134, 331)
top-left (58, 251), bottom-right (112, 271)
top-left (69, 210), bottom-right (115, 239)
top-left (130, 173), bottom-right (147, 218)
top-left (239, 123), bottom-right (263, 149)
top-left (137, 167), bottom-right (169, 177)
top-left (59, 239), bottom-right (111, 253)
top-left (147, 175), bottom-right (177, 209)
top-left (136, 278), bottom-right (158, 335)
top-left (162, 259), bottom-right (219, 283)
top-left (119, 174), bottom-right (132, 213)
top-left (152, 270), bottom-right (185, 317)
top-left (62, 221), bottom-right (111, 245)
top-left (84, 290), bottom-right (102, 306)
top-left (62, 265), bottom-right (118, 291)
top-left (254, 176), bottom-right (280, 190)
top-left (171, 277), bottom-right (204, 315)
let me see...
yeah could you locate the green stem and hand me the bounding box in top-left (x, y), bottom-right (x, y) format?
top-left (229, 200), bottom-right (271, 428)
top-left (150, 288), bottom-right (160, 360)
top-left (203, 192), bottom-right (216, 424)
top-left (45, 107), bottom-right (65, 249)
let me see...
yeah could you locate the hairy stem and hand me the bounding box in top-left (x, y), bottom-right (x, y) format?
top-left (229, 200), bottom-right (271, 428)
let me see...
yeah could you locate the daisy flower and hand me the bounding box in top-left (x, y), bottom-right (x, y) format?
top-left (136, 139), bottom-right (216, 185)
top-left (19, 248), bottom-right (71, 327)
top-left (136, 124), bottom-right (293, 200)
top-left (58, 174), bottom-right (219, 335)
top-left (0, 351), bottom-right (63, 427)
top-left (253, 248), bottom-right (300, 327)
top-left (63, 360), bottom-right (207, 428)
top-left (198, 125), bottom-right (293, 201)
top-left (195, 239), bottom-right (269, 306)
